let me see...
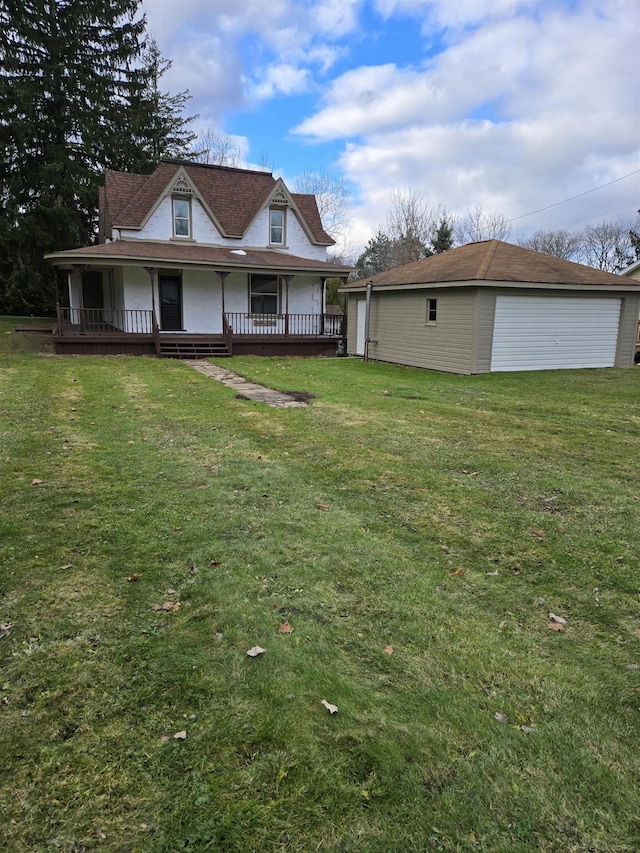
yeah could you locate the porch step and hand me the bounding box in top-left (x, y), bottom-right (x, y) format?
top-left (159, 340), bottom-right (230, 359)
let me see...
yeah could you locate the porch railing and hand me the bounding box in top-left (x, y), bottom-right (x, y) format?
top-left (225, 312), bottom-right (344, 336)
top-left (56, 307), bottom-right (154, 335)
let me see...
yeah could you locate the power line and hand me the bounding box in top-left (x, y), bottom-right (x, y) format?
top-left (506, 169), bottom-right (640, 223)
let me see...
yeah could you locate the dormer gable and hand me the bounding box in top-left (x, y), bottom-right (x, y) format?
top-left (250, 178), bottom-right (335, 248)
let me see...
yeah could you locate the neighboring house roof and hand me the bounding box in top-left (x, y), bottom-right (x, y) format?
top-left (45, 239), bottom-right (352, 277)
top-left (620, 258), bottom-right (640, 278)
top-left (103, 160), bottom-right (335, 246)
top-left (342, 240), bottom-right (637, 291)
top-left (325, 304), bottom-right (344, 315)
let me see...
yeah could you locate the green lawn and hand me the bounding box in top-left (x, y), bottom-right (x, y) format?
top-left (1, 317), bottom-right (639, 852)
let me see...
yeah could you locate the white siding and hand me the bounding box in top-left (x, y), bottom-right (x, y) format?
top-left (491, 295), bottom-right (621, 371)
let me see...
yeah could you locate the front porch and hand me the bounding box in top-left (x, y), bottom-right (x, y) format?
top-left (53, 307), bottom-right (346, 358)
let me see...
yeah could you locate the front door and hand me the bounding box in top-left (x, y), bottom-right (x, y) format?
top-left (159, 274), bottom-right (182, 331)
top-left (82, 271), bottom-right (104, 309)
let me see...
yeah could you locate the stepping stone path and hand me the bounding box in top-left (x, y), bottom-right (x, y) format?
top-left (184, 361), bottom-right (309, 408)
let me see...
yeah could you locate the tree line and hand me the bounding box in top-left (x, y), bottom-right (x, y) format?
top-left (353, 190), bottom-right (640, 280)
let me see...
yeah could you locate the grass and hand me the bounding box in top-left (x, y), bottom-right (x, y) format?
top-left (1, 316), bottom-right (639, 852)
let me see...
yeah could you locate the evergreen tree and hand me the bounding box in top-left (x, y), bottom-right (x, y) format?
top-left (123, 39), bottom-right (198, 173)
top-left (0, 2), bottom-right (196, 315)
top-left (353, 231), bottom-right (396, 279)
top-left (430, 216), bottom-right (454, 254)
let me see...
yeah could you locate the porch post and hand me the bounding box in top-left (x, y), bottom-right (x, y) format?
top-left (215, 271), bottom-right (229, 324)
top-left (320, 278), bottom-right (326, 335)
top-left (71, 266), bottom-right (84, 331)
top-left (144, 266), bottom-right (160, 355)
top-left (282, 274), bottom-right (292, 336)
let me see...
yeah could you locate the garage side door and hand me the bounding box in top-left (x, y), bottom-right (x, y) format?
top-left (491, 295), bottom-right (621, 372)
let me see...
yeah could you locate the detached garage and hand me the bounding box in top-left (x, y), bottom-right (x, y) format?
top-left (342, 240), bottom-right (640, 374)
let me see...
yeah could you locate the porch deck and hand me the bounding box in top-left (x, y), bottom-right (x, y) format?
top-left (54, 307), bottom-right (346, 358)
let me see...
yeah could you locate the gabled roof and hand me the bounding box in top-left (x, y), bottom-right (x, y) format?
top-left (342, 240), bottom-right (637, 290)
top-left (103, 160), bottom-right (334, 246)
top-left (45, 239), bottom-right (352, 277)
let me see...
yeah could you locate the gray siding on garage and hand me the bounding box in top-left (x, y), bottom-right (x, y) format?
top-left (345, 294), bottom-right (363, 355)
top-left (365, 288), bottom-right (477, 374)
top-left (616, 293), bottom-right (640, 367)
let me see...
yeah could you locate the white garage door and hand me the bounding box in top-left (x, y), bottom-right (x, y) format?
top-left (491, 295), bottom-right (621, 372)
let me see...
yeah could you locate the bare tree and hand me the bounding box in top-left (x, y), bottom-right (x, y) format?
top-left (294, 169), bottom-right (352, 261)
top-left (517, 228), bottom-right (582, 261)
top-left (456, 203), bottom-right (511, 244)
top-left (190, 130), bottom-right (242, 167)
top-left (579, 219), bottom-right (635, 273)
top-left (384, 188), bottom-right (447, 266)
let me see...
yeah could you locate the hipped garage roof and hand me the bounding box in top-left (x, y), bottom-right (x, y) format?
top-left (342, 240), bottom-right (640, 291)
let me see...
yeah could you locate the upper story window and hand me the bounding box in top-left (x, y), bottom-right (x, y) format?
top-left (270, 208), bottom-right (285, 245)
top-left (173, 197), bottom-right (191, 238)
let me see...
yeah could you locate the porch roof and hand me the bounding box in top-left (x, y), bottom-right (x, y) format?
top-left (45, 239), bottom-right (353, 277)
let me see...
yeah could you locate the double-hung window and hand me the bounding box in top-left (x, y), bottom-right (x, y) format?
top-left (426, 297), bottom-right (437, 324)
top-left (173, 197), bottom-right (191, 238)
top-left (269, 208), bottom-right (285, 245)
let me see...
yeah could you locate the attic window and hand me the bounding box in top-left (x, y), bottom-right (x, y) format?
top-left (173, 198), bottom-right (191, 238)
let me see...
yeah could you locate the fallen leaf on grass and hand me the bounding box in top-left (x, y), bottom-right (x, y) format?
top-left (209, 561), bottom-right (221, 568)
top-left (195, 484), bottom-right (208, 490)
top-left (126, 574), bottom-right (140, 582)
top-left (165, 588), bottom-right (176, 596)
top-left (548, 612), bottom-right (567, 625)
top-left (384, 645), bottom-right (394, 655)
top-left (521, 726), bottom-right (537, 735)
top-left (31, 478), bottom-right (44, 486)
top-left (547, 622), bottom-right (565, 632)
top-left (162, 602), bottom-right (181, 612)
top-left (530, 528), bottom-right (545, 540)
top-left (173, 730), bottom-right (187, 740)
top-left (246, 646), bottom-right (266, 657)
top-left (494, 712), bottom-right (508, 723)
top-left (278, 621), bottom-right (293, 634)
top-left (452, 567), bottom-right (464, 577)
top-left (0, 623), bottom-right (13, 640)
top-left (317, 504), bottom-right (330, 512)
top-left (321, 699), bottom-right (338, 715)
top-left (60, 564), bottom-right (73, 570)
top-left (440, 545), bottom-right (450, 553)
top-left (461, 469), bottom-right (479, 476)
top-left (625, 663), bottom-right (639, 671)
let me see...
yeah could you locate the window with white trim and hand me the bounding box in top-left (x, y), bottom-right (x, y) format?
top-left (269, 208), bottom-right (285, 245)
top-left (426, 297), bottom-right (437, 324)
top-left (173, 197), bottom-right (191, 238)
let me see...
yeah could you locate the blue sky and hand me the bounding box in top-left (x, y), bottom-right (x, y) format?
top-left (144, 0), bottom-right (640, 256)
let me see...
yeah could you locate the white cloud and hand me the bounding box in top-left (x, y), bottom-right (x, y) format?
top-left (248, 64), bottom-right (311, 101)
top-left (294, 0), bottom-right (639, 248)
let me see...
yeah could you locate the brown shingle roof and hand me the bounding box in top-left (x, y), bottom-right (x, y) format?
top-left (343, 240), bottom-right (635, 289)
top-left (104, 160), bottom-right (334, 245)
top-left (45, 239), bottom-right (352, 276)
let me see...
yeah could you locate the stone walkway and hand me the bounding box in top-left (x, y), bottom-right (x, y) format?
top-left (184, 360), bottom-right (309, 408)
